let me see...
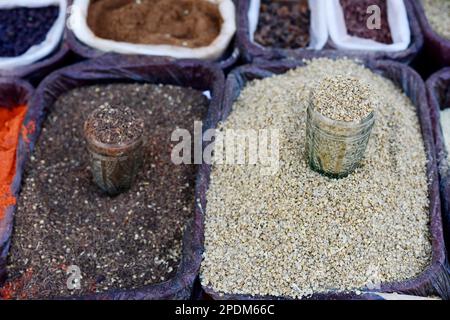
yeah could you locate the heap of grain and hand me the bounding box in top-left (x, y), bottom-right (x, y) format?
top-left (423, 0), bottom-right (450, 40)
top-left (311, 75), bottom-right (374, 122)
top-left (201, 58), bottom-right (432, 298)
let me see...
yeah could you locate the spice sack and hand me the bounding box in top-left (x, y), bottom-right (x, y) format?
top-left (327, 0), bottom-right (411, 52)
top-left (0, 0), bottom-right (67, 70)
top-left (68, 0), bottom-right (236, 61)
top-left (247, 0), bottom-right (328, 50)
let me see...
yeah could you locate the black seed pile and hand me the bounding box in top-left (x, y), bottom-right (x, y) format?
top-left (254, 0), bottom-right (311, 49)
top-left (4, 83), bottom-right (208, 299)
top-left (85, 104), bottom-right (144, 145)
top-left (0, 6), bottom-right (59, 57)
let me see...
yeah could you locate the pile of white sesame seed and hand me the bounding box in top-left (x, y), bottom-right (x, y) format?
top-left (201, 58), bottom-right (432, 298)
top-left (312, 75), bottom-right (373, 122)
top-left (423, 0), bottom-right (450, 40)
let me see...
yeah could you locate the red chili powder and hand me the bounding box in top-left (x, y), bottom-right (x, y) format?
top-left (0, 105), bottom-right (27, 221)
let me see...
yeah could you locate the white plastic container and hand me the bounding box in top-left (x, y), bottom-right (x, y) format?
top-left (68, 0), bottom-right (236, 61)
top-left (0, 0), bottom-right (67, 70)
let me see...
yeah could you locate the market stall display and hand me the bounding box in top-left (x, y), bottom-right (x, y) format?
top-left (0, 0), bottom-right (448, 303)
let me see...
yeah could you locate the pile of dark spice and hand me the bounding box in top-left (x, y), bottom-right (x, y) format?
top-left (254, 0), bottom-right (311, 49)
top-left (0, 6), bottom-right (59, 57)
top-left (340, 0), bottom-right (393, 44)
top-left (85, 105), bottom-right (144, 145)
top-left (3, 83), bottom-right (208, 299)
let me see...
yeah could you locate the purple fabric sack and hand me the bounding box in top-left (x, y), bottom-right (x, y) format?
top-left (237, 0), bottom-right (423, 64)
top-left (67, 32), bottom-right (239, 73)
top-left (0, 78), bottom-right (34, 285)
top-left (0, 44), bottom-right (70, 85)
top-left (426, 68), bottom-right (450, 255)
top-left (411, 0), bottom-right (450, 68)
top-left (0, 55), bottom-right (224, 300)
top-left (198, 58), bottom-right (450, 300)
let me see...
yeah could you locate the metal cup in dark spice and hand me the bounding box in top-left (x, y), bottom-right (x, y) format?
top-left (84, 104), bottom-right (145, 195)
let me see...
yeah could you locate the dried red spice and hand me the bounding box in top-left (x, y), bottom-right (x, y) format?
top-left (0, 268), bottom-right (34, 300)
top-left (21, 120), bottom-right (36, 145)
top-left (0, 105), bottom-right (27, 221)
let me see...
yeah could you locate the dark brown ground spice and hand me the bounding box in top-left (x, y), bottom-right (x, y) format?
top-left (340, 0), bottom-right (393, 44)
top-left (87, 0), bottom-right (223, 48)
top-left (4, 83), bottom-right (208, 299)
top-left (254, 0), bottom-right (311, 49)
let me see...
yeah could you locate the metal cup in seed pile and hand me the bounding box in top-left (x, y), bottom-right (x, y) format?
top-left (84, 104), bottom-right (145, 195)
top-left (305, 76), bottom-right (375, 178)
